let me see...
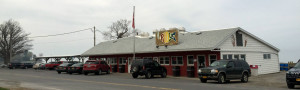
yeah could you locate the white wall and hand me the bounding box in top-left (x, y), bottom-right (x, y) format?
top-left (218, 31), bottom-right (279, 75)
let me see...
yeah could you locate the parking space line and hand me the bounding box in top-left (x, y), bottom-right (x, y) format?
top-left (2, 72), bottom-right (180, 90)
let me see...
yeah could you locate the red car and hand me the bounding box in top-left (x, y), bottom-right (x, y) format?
top-left (45, 61), bottom-right (65, 70)
top-left (83, 60), bottom-right (110, 75)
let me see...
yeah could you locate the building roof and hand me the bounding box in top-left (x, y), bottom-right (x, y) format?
top-left (81, 27), bottom-right (279, 56)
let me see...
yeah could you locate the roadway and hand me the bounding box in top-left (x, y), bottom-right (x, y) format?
top-left (0, 68), bottom-right (288, 90)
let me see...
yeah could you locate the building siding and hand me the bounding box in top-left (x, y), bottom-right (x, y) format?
top-left (219, 31), bottom-right (279, 75)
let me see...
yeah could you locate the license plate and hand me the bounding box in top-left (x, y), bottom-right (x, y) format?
top-left (202, 76), bottom-right (207, 79)
top-left (296, 78), bottom-right (300, 81)
top-left (72, 68), bottom-right (75, 69)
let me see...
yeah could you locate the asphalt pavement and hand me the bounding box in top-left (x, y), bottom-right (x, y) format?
top-left (0, 68), bottom-right (290, 90)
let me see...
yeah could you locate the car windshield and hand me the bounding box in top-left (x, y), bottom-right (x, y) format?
top-left (294, 62), bottom-right (300, 68)
top-left (59, 63), bottom-right (69, 66)
top-left (85, 61), bottom-right (98, 64)
top-left (210, 61), bottom-right (228, 67)
top-left (72, 63), bottom-right (83, 67)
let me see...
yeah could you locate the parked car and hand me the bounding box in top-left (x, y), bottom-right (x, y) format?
top-left (83, 60), bottom-right (110, 75)
top-left (130, 59), bottom-right (167, 79)
top-left (68, 63), bottom-right (84, 74)
top-left (0, 64), bottom-right (7, 68)
top-left (45, 61), bottom-right (65, 70)
top-left (20, 62), bottom-right (34, 69)
top-left (286, 61), bottom-right (300, 88)
top-left (198, 60), bottom-right (251, 84)
top-left (38, 63), bottom-right (46, 70)
top-left (33, 63), bottom-right (43, 70)
top-left (56, 63), bottom-right (75, 74)
top-left (8, 62), bottom-right (22, 69)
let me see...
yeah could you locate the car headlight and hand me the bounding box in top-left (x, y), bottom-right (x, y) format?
top-left (198, 69), bottom-right (201, 73)
top-left (211, 69), bottom-right (218, 73)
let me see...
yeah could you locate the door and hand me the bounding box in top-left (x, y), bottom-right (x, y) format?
top-left (226, 61), bottom-right (235, 79)
top-left (127, 58), bottom-right (132, 73)
top-left (197, 55), bottom-right (206, 70)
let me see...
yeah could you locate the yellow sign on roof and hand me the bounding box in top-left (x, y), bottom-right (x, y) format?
top-left (155, 29), bottom-right (179, 46)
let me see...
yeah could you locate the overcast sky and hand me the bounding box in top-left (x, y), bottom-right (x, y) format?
top-left (0, 0), bottom-right (299, 63)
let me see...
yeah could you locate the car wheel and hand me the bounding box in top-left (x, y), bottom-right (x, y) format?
top-left (145, 71), bottom-right (152, 79)
top-left (200, 79), bottom-right (207, 83)
top-left (161, 71), bottom-right (167, 78)
top-left (84, 72), bottom-right (88, 75)
top-left (69, 72), bottom-right (72, 75)
top-left (241, 73), bottom-right (248, 83)
top-left (287, 83), bottom-right (295, 89)
top-left (95, 70), bottom-right (102, 75)
top-left (57, 72), bottom-right (61, 74)
top-left (107, 70), bottom-right (110, 74)
top-left (218, 73), bottom-right (226, 84)
top-left (132, 73), bottom-right (138, 78)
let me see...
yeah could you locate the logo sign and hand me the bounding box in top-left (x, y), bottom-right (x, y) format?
top-left (155, 29), bottom-right (179, 46)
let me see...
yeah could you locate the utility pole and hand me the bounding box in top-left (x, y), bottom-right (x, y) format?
top-left (94, 26), bottom-right (96, 46)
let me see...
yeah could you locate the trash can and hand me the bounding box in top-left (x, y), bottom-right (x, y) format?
top-left (172, 66), bottom-right (180, 77)
top-left (112, 65), bottom-right (118, 72)
top-left (119, 65), bottom-right (125, 73)
top-left (187, 66), bottom-right (195, 77)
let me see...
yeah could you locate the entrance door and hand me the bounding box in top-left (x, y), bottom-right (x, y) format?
top-left (197, 55), bottom-right (206, 70)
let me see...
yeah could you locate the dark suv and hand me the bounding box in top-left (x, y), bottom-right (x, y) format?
top-left (286, 61), bottom-right (300, 88)
top-left (130, 59), bottom-right (167, 79)
top-left (198, 60), bottom-right (251, 84)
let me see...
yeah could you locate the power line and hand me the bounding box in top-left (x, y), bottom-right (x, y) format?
top-left (33, 37), bottom-right (93, 45)
top-left (29, 28), bottom-right (92, 38)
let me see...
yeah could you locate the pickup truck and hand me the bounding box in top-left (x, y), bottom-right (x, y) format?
top-left (83, 60), bottom-right (110, 75)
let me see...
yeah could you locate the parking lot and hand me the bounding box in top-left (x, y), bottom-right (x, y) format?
top-left (0, 68), bottom-right (296, 90)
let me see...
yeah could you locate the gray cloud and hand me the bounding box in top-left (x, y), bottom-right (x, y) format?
top-left (0, 0), bottom-right (299, 62)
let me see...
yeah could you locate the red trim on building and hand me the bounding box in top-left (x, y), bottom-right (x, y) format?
top-left (89, 50), bottom-right (220, 77)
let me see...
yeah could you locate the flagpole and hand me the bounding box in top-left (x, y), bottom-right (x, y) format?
top-left (132, 6), bottom-right (136, 61)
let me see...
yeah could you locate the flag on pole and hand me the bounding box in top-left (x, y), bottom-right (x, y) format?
top-left (132, 6), bottom-right (135, 29)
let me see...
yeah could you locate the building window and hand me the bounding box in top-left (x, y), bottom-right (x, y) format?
top-left (108, 58), bottom-right (117, 65)
top-left (159, 57), bottom-right (170, 65)
top-left (187, 56), bottom-right (194, 65)
top-left (171, 56), bottom-right (183, 65)
top-left (263, 54), bottom-right (271, 59)
top-left (119, 57), bottom-right (126, 65)
top-left (209, 55), bottom-right (217, 65)
top-left (236, 31), bottom-right (243, 46)
top-left (223, 54), bottom-right (246, 60)
top-left (143, 57), bottom-right (153, 60)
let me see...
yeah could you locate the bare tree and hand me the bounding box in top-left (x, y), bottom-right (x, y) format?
top-left (102, 19), bottom-right (133, 40)
top-left (0, 19), bottom-right (32, 64)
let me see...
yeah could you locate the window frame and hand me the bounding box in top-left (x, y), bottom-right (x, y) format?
top-left (263, 54), bottom-right (271, 59)
top-left (119, 57), bottom-right (126, 65)
top-left (159, 56), bottom-right (170, 65)
top-left (171, 56), bottom-right (183, 66)
top-left (187, 55), bottom-right (194, 66)
top-left (108, 58), bottom-right (117, 65)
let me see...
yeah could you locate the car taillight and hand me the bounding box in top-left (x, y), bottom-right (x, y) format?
top-left (64, 67), bottom-right (66, 69)
top-left (77, 67), bottom-right (80, 69)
